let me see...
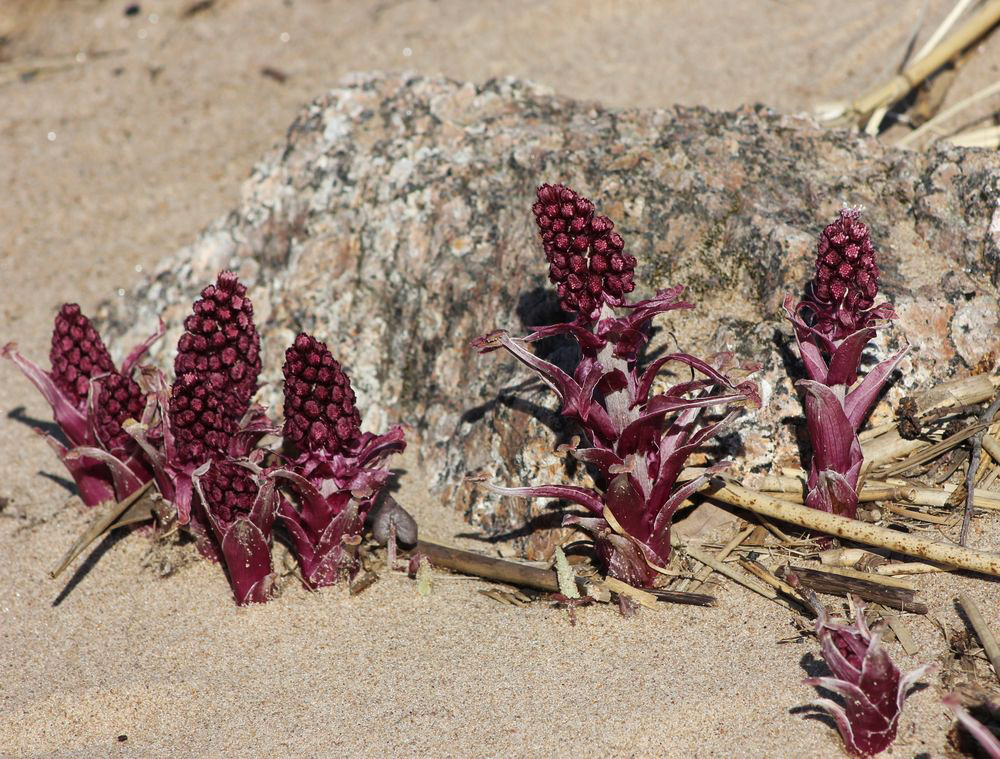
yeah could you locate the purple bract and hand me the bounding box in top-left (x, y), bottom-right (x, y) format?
top-left (802, 593), bottom-right (931, 758)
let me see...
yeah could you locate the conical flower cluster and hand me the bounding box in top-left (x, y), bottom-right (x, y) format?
top-left (532, 184), bottom-right (636, 318)
top-left (282, 333), bottom-right (361, 455)
top-left (810, 208), bottom-right (880, 339)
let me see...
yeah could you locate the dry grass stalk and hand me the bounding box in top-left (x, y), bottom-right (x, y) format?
top-left (50, 481), bottom-right (154, 580)
top-left (883, 614), bottom-right (920, 655)
top-left (415, 540), bottom-right (715, 607)
top-left (675, 537), bottom-right (800, 612)
top-left (680, 523), bottom-right (755, 592)
top-left (958, 593), bottom-right (1000, 685)
top-left (705, 481), bottom-right (1000, 577)
top-left (849, 0), bottom-right (1000, 121)
top-left (896, 79), bottom-right (1000, 148)
top-left (912, 0), bottom-right (978, 63)
top-left (883, 501), bottom-right (958, 525)
top-left (877, 421), bottom-right (989, 477)
top-left (947, 125), bottom-right (1000, 148)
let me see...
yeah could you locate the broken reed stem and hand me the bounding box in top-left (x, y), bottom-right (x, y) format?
top-left (851, 0), bottom-right (1000, 120)
top-left (958, 593), bottom-right (1000, 685)
top-left (682, 523), bottom-right (755, 591)
top-left (413, 540), bottom-right (715, 606)
top-left (706, 480), bottom-right (1000, 578)
top-left (962, 394), bottom-right (1000, 545)
top-left (876, 562), bottom-right (948, 576)
top-left (675, 537), bottom-right (801, 612)
top-left (878, 421), bottom-right (989, 477)
top-left (50, 480), bottom-right (154, 580)
top-left (912, 0), bottom-right (978, 63)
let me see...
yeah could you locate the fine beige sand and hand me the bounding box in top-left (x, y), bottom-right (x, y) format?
top-left (2, 2), bottom-right (1000, 757)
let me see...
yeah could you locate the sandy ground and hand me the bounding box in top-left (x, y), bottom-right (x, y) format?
top-left (2, 1), bottom-right (1000, 757)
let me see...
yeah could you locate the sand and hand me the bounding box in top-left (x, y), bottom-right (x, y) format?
top-left (2, 2), bottom-right (1000, 757)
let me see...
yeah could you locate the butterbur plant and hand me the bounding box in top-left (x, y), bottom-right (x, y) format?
top-left (127, 272), bottom-right (279, 603)
top-left (784, 209), bottom-right (908, 519)
top-left (472, 184), bottom-right (759, 588)
top-left (2, 304), bottom-right (162, 507)
top-left (275, 333), bottom-right (406, 587)
top-left (800, 591), bottom-right (931, 757)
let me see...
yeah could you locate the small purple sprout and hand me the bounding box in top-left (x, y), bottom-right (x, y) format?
top-left (801, 592), bottom-right (932, 758)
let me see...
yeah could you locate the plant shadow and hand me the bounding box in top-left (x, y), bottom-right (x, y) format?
top-left (51, 527), bottom-right (131, 606)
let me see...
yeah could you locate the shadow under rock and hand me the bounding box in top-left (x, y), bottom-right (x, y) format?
top-left (51, 527), bottom-right (131, 606)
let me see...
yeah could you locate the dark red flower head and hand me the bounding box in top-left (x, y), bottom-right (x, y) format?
top-left (94, 372), bottom-right (146, 451)
top-left (169, 372), bottom-right (234, 464)
top-left (173, 271), bottom-right (261, 417)
top-left (199, 459), bottom-right (257, 527)
top-left (810, 209), bottom-right (880, 338)
top-left (50, 303), bottom-right (116, 407)
top-left (282, 333), bottom-right (361, 455)
top-left (532, 184), bottom-right (637, 318)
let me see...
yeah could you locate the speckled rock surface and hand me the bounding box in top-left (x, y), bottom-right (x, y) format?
top-left (100, 72), bottom-right (1000, 559)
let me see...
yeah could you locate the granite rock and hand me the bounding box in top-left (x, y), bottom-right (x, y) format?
top-left (100, 72), bottom-right (1000, 559)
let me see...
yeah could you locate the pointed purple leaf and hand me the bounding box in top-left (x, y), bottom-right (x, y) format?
top-left (844, 346), bottom-right (909, 432)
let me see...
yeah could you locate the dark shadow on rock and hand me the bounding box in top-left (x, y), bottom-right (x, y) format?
top-left (7, 405), bottom-right (63, 440)
top-left (514, 286), bottom-right (580, 370)
top-left (773, 327), bottom-right (806, 384)
top-left (455, 504), bottom-right (583, 544)
top-left (38, 471), bottom-right (77, 495)
top-left (52, 527), bottom-right (130, 606)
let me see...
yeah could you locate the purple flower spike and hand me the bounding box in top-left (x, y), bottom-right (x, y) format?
top-left (475, 185), bottom-right (759, 588)
top-left (275, 333), bottom-right (406, 588)
top-left (2, 305), bottom-right (163, 507)
top-left (785, 210), bottom-right (907, 520)
top-left (801, 593), bottom-right (932, 758)
top-left (533, 184), bottom-right (637, 320)
top-left (125, 272), bottom-right (275, 577)
top-left (170, 271), bottom-right (261, 463)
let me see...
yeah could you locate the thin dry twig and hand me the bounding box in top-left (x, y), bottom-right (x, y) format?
top-left (849, 0), bottom-right (1000, 122)
top-left (681, 523), bottom-right (755, 592)
top-left (961, 393), bottom-right (1000, 545)
top-left (958, 593), bottom-right (1000, 685)
top-left (50, 481), bottom-right (154, 579)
